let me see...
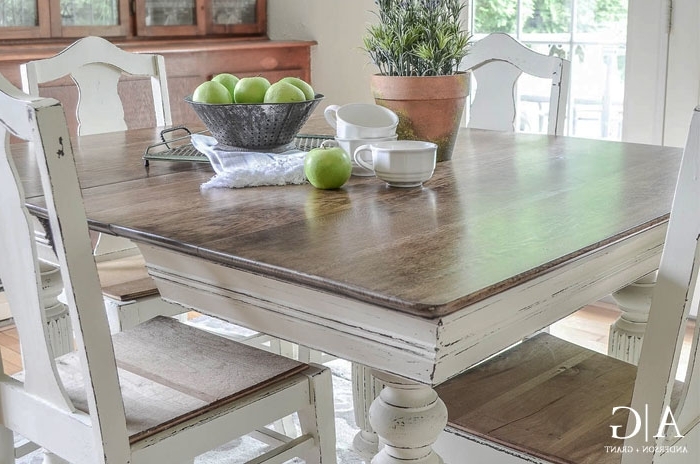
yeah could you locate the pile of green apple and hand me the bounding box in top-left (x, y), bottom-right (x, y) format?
top-left (192, 73), bottom-right (315, 104)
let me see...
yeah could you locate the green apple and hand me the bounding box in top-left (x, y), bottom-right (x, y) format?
top-left (211, 73), bottom-right (239, 99)
top-left (192, 80), bottom-right (233, 104)
top-left (280, 76), bottom-right (315, 100)
top-left (233, 76), bottom-right (271, 103)
top-left (264, 81), bottom-right (306, 103)
top-left (304, 144), bottom-right (352, 189)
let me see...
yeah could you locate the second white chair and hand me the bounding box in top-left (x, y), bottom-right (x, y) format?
top-left (460, 32), bottom-right (571, 135)
top-left (20, 36), bottom-right (183, 335)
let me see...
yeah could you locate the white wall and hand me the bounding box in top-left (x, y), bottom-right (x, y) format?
top-left (267, 0), bottom-right (377, 110)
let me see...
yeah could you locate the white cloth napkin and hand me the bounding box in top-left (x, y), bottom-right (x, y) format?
top-left (191, 134), bottom-right (307, 189)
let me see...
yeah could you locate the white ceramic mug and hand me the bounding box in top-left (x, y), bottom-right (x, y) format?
top-left (324, 103), bottom-right (399, 139)
top-left (353, 140), bottom-right (437, 187)
top-left (334, 135), bottom-right (398, 176)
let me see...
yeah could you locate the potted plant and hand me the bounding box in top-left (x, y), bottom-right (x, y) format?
top-left (364, 0), bottom-right (471, 162)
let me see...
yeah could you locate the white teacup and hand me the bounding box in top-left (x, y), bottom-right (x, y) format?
top-left (353, 140), bottom-right (437, 188)
top-left (324, 103), bottom-right (399, 139)
top-left (335, 135), bottom-right (398, 176)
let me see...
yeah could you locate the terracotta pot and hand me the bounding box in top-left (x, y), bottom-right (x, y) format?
top-left (370, 73), bottom-right (468, 162)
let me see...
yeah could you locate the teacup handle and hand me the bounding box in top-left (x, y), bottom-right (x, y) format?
top-left (353, 144), bottom-right (374, 171)
top-left (324, 105), bottom-right (340, 129)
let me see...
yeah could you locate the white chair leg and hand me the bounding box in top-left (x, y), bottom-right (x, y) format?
top-left (297, 365), bottom-right (337, 464)
top-left (0, 426), bottom-right (14, 464)
top-left (41, 451), bottom-right (68, 464)
top-left (270, 414), bottom-right (298, 438)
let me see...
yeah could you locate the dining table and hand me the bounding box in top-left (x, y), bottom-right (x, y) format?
top-left (14, 116), bottom-right (683, 464)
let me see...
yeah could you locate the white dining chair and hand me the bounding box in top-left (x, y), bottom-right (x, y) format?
top-left (19, 36), bottom-right (185, 335)
top-left (435, 108), bottom-right (700, 463)
top-left (460, 32), bottom-right (571, 136)
top-left (0, 73), bottom-right (337, 464)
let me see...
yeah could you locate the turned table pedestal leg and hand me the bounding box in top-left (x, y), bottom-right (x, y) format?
top-left (369, 371), bottom-right (447, 464)
top-left (352, 363), bottom-right (383, 461)
top-left (609, 271), bottom-right (657, 365)
top-left (39, 261), bottom-right (72, 357)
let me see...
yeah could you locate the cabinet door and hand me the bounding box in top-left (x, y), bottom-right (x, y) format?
top-left (0, 0), bottom-right (51, 39)
top-left (49, 0), bottom-right (130, 37)
top-left (134, 0), bottom-right (265, 37)
top-left (207, 0), bottom-right (265, 35)
top-left (135, 0), bottom-right (206, 36)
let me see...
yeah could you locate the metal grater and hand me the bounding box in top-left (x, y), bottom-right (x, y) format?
top-left (143, 127), bottom-right (330, 166)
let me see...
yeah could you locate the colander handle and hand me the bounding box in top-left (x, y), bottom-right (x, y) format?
top-left (324, 105), bottom-right (340, 130)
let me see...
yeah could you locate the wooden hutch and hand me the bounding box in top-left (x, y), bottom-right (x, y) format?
top-left (0, 0), bottom-right (314, 133)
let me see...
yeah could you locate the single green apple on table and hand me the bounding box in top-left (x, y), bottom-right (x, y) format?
top-left (233, 76), bottom-right (271, 103)
top-left (304, 143), bottom-right (352, 189)
top-left (211, 73), bottom-right (239, 99)
top-left (279, 76), bottom-right (315, 100)
top-left (192, 80), bottom-right (233, 104)
top-left (264, 81), bottom-right (306, 103)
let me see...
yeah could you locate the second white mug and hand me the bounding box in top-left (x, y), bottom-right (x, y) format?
top-left (353, 140), bottom-right (437, 188)
top-left (335, 135), bottom-right (398, 176)
top-left (324, 103), bottom-right (398, 139)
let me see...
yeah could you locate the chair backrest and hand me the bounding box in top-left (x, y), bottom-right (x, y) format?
top-left (0, 74), bottom-right (130, 462)
top-left (460, 32), bottom-right (570, 136)
top-left (20, 36), bottom-right (172, 136)
top-left (622, 107), bottom-right (700, 462)
top-left (21, 36), bottom-right (171, 257)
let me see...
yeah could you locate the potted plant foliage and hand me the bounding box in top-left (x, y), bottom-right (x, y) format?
top-left (364, 0), bottom-right (471, 162)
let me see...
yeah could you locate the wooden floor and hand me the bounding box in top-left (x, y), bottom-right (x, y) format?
top-left (0, 301), bottom-right (694, 378)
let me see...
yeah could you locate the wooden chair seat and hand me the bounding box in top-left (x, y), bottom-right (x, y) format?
top-left (46, 316), bottom-right (306, 443)
top-left (95, 254), bottom-right (159, 302)
top-left (436, 333), bottom-right (681, 464)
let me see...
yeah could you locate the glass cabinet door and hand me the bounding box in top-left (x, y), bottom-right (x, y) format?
top-left (1, 0), bottom-right (266, 40)
top-left (0, 0), bottom-right (50, 38)
top-left (51, 0), bottom-right (129, 37)
top-left (209, 0), bottom-right (265, 34)
top-left (135, 0), bottom-right (265, 37)
top-left (136, 0), bottom-right (205, 36)
top-left (59, 0), bottom-right (119, 26)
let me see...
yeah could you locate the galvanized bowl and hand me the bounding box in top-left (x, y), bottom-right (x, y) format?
top-left (185, 94), bottom-right (324, 149)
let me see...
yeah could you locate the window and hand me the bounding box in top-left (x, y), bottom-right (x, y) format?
top-left (471, 0), bottom-right (628, 140)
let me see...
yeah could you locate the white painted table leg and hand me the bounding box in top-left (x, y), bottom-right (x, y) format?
top-left (609, 271), bottom-right (657, 365)
top-left (39, 261), bottom-right (72, 357)
top-left (369, 371), bottom-right (447, 464)
top-left (352, 363), bottom-right (384, 461)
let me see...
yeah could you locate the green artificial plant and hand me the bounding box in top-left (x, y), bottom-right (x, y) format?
top-left (364, 0), bottom-right (471, 77)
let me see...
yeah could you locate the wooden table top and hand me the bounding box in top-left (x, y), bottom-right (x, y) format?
top-left (15, 123), bottom-right (682, 319)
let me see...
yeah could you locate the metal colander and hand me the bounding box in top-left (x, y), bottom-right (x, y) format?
top-left (185, 94), bottom-right (324, 149)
